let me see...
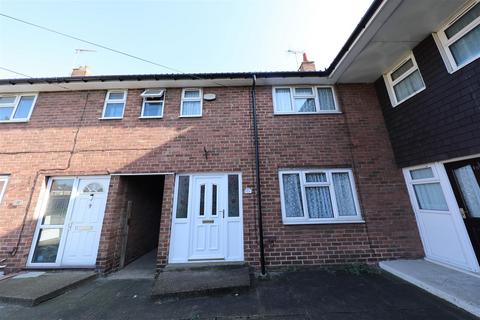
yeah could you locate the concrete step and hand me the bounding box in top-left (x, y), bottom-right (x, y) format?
top-left (152, 264), bottom-right (251, 299)
top-left (0, 270), bottom-right (97, 306)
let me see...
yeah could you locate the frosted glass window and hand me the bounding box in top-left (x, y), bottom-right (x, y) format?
top-left (317, 88), bottom-right (336, 111)
top-left (274, 88), bottom-right (292, 112)
top-left (410, 167), bottom-right (434, 180)
top-left (413, 183), bottom-right (448, 211)
top-left (42, 179), bottom-right (74, 225)
top-left (228, 175), bottom-right (240, 217)
top-left (454, 165), bottom-right (480, 218)
top-left (175, 176), bottom-right (189, 219)
top-left (282, 174), bottom-right (304, 217)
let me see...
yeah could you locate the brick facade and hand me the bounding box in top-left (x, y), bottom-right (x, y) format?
top-left (0, 84), bottom-right (423, 273)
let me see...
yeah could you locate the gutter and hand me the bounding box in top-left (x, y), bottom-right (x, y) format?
top-left (251, 74), bottom-right (267, 276)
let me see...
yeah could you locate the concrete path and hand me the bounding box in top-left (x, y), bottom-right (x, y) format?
top-left (0, 270), bottom-right (96, 306)
top-left (107, 250), bottom-right (157, 280)
top-left (380, 259), bottom-right (480, 317)
top-left (0, 268), bottom-right (476, 319)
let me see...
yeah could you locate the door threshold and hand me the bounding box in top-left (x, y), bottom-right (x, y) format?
top-left (164, 261), bottom-right (246, 271)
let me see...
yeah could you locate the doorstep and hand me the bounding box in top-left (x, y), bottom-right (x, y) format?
top-left (0, 270), bottom-right (96, 306)
top-left (152, 262), bottom-right (251, 299)
top-left (379, 259), bottom-right (480, 317)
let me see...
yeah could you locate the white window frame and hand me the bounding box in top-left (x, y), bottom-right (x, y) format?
top-left (0, 93), bottom-right (38, 123)
top-left (101, 90), bottom-right (127, 119)
top-left (434, 0), bottom-right (480, 73)
top-left (383, 53), bottom-right (426, 107)
top-left (140, 89), bottom-right (165, 119)
top-left (279, 169), bottom-right (363, 225)
top-left (272, 86), bottom-right (340, 115)
top-left (0, 176), bottom-right (8, 205)
top-left (180, 88), bottom-right (203, 117)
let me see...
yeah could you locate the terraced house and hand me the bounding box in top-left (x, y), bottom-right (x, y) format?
top-left (0, 0), bottom-right (479, 280)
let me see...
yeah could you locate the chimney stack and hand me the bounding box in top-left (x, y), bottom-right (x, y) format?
top-left (71, 65), bottom-right (91, 77)
top-left (298, 53), bottom-right (316, 72)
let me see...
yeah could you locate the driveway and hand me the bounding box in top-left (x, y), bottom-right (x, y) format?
top-left (0, 268), bottom-right (476, 320)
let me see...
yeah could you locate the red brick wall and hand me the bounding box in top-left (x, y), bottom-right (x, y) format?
top-left (0, 84), bottom-right (423, 273)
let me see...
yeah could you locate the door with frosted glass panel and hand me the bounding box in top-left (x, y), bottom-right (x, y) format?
top-left (445, 159), bottom-right (480, 264)
top-left (404, 165), bottom-right (479, 272)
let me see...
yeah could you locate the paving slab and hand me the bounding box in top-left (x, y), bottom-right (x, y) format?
top-left (152, 264), bottom-right (251, 298)
top-left (0, 270), bottom-right (96, 306)
top-left (380, 259), bottom-right (480, 317)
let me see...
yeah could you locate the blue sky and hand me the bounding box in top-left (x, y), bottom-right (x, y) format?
top-left (0, 0), bottom-right (372, 78)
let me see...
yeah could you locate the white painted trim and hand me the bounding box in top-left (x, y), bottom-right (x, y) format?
top-left (180, 88), bottom-right (203, 117)
top-left (0, 176), bottom-right (8, 205)
top-left (278, 168), bottom-right (363, 224)
top-left (101, 90), bottom-right (127, 119)
top-left (27, 175), bottom-right (111, 268)
top-left (110, 172), bottom-right (175, 176)
top-left (272, 86), bottom-right (340, 115)
top-left (0, 93), bottom-right (38, 122)
top-left (435, 0), bottom-right (480, 73)
top-left (383, 52), bottom-right (426, 107)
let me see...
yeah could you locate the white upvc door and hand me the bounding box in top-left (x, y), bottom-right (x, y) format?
top-left (169, 173), bottom-right (244, 263)
top-left (189, 175), bottom-right (226, 261)
top-left (28, 176), bottom-right (110, 268)
top-left (61, 178), bottom-right (109, 266)
top-left (403, 163), bottom-right (480, 272)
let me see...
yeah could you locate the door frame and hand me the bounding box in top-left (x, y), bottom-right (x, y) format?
top-left (26, 175), bottom-right (110, 268)
top-left (168, 172), bottom-right (244, 263)
top-left (403, 163), bottom-right (480, 272)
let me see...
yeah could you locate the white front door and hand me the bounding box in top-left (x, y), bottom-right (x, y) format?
top-left (169, 173), bottom-right (244, 263)
top-left (28, 176), bottom-right (110, 268)
top-left (189, 175), bottom-right (226, 260)
top-left (404, 164), bottom-right (480, 272)
top-left (61, 178), bottom-right (109, 266)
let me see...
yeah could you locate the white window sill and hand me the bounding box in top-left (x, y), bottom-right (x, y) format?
top-left (179, 115), bottom-right (202, 118)
top-left (0, 119), bottom-right (29, 123)
top-left (139, 116), bottom-right (163, 119)
top-left (282, 219), bottom-right (365, 225)
top-left (274, 111), bottom-right (341, 116)
top-left (99, 117), bottom-right (123, 120)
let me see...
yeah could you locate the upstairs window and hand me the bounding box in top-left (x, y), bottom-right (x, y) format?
top-left (279, 169), bottom-right (362, 224)
top-left (384, 53), bottom-right (425, 107)
top-left (141, 89), bottom-right (165, 118)
top-left (102, 90), bottom-right (127, 119)
top-left (273, 86), bottom-right (338, 114)
top-left (180, 89), bottom-right (202, 117)
top-left (0, 94), bottom-right (37, 122)
top-left (436, 1), bottom-right (480, 72)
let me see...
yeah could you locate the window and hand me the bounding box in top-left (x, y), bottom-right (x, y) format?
top-left (140, 89), bottom-right (164, 118)
top-left (384, 53), bottom-right (426, 106)
top-left (175, 176), bottom-right (190, 219)
top-left (102, 90), bottom-right (127, 119)
top-left (273, 86), bottom-right (338, 114)
top-left (0, 94), bottom-right (37, 122)
top-left (279, 169), bottom-right (362, 224)
top-left (407, 166), bottom-right (449, 211)
top-left (436, 1), bottom-right (480, 72)
top-left (0, 176), bottom-right (8, 205)
top-left (180, 89), bottom-right (202, 117)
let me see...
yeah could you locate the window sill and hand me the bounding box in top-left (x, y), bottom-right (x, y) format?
top-left (139, 116), bottom-right (163, 119)
top-left (0, 119), bottom-right (29, 123)
top-left (282, 219), bottom-right (365, 225)
top-left (99, 117), bottom-right (123, 120)
top-left (179, 115), bottom-right (202, 118)
top-left (274, 111), bottom-right (341, 116)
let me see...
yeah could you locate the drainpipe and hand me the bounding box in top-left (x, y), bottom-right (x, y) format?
top-left (251, 74), bottom-right (266, 276)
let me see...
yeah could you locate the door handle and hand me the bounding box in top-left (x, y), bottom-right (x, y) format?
top-left (220, 209), bottom-right (225, 218)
